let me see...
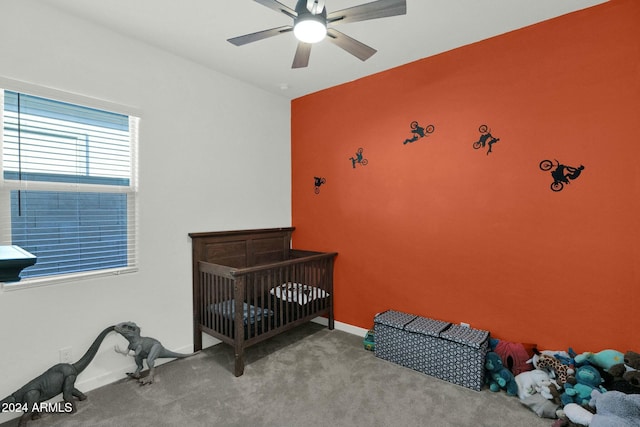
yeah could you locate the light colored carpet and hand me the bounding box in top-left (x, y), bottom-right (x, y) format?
top-left (1, 322), bottom-right (553, 427)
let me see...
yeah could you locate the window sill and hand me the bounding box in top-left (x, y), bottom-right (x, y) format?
top-left (1, 267), bottom-right (138, 291)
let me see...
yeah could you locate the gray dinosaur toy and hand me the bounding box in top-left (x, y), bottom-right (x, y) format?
top-left (1, 325), bottom-right (115, 427)
top-left (114, 321), bottom-right (193, 385)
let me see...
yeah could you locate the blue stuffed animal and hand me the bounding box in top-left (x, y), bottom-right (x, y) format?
top-left (575, 349), bottom-right (624, 370)
top-left (485, 351), bottom-right (518, 396)
top-left (561, 364), bottom-right (607, 406)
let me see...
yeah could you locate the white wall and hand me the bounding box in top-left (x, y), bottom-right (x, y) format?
top-left (0, 0), bottom-right (290, 422)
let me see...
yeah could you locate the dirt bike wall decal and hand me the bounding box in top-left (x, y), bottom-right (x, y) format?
top-left (349, 147), bottom-right (368, 168)
top-left (314, 176), bottom-right (326, 194)
top-left (403, 121), bottom-right (435, 145)
top-left (539, 159), bottom-right (584, 192)
top-left (473, 124), bottom-right (500, 155)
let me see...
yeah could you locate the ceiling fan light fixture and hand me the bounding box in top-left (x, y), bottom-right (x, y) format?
top-left (293, 16), bottom-right (327, 43)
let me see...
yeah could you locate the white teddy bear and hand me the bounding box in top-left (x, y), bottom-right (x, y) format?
top-left (515, 369), bottom-right (555, 400)
top-left (516, 368), bottom-right (562, 418)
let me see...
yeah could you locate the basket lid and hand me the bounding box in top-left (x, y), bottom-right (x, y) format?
top-left (439, 324), bottom-right (489, 349)
top-left (404, 316), bottom-right (451, 336)
top-left (374, 310), bottom-right (417, 329)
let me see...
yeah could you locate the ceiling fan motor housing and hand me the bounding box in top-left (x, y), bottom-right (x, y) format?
top-left (294, 0), bottom-right (328, 43)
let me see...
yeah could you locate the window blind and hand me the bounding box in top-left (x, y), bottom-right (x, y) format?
top-left (1, 89), bottom-right (138, 281)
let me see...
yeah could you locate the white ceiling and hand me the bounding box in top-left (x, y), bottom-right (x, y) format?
top-left (37, 0), bottom-right (608, 99)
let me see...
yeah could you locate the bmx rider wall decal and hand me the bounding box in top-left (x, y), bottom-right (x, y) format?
top-left (539, 159), bottom-right (584, 192)
top-left (473, 124), bottom-right (500, 155)
top-left (349, 147), bottom-right (368, 169)
top-left (403, 121), bottom-right (435, 145)
top-left (314, 176), bottom-right (326, 194)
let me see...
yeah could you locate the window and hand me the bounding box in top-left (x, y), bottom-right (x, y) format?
top-left (0, 87), bottom-right (139, 285)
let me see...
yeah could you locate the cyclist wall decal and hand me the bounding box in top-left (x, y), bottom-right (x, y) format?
top-left (473, 124), bottom-right (500, 155)
top-left (539, 159), bottom-right (585, 192)
top-left (349, 147), bottom-right (368, 168)
top-left (314, 176), bottom-right (326, 194)
top-left (403, 121), bottom-right (435, 145)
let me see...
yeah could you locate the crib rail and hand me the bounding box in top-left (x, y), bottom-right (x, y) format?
top-left (196, 250), bottom-right (336, 375)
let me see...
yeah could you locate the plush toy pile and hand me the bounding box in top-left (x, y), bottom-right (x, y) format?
top-left (484, 338), bottom-right (640, 426)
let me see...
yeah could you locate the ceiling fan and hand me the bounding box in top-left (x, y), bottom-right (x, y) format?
top-left (227, 0), bottom-right (407, 68)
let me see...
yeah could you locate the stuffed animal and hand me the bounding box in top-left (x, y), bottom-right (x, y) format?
top-left (485, 351), bottom-right (518, 396)
top-left (561, 365), bottom-right (606, 406)
top-left (547, 381), bottom-right (565, 407)
top-left (515, 369), bottom-right (553, 400)
top-left (575, 349), bottom-right (624, 371)
top-left (608, 351), bottom-right (640, 388)
top-left (515, 369), bottom-right (562, 418)
top-left (515, 367), bottom-right (564, 418)
top-left (490, 337), bottom-right (536, 376)
top-left (537, 349), bottom-right (573, 363)
top-left (563, 390), bottom-right (640, 427)
top-left (534, 353), bottom-right (575, 386)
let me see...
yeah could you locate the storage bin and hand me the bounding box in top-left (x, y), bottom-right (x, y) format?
top-left (373, 310), bottom-right (489, 391)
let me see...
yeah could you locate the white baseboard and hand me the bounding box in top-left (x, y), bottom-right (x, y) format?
top-left (312, 317), bottom-right (368, 337)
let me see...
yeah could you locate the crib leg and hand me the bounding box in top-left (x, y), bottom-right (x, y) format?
top-left (234, 351), bottom-right (245, 377)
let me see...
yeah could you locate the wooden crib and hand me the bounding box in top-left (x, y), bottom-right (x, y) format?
top-left (190, 227), bottom-right (337, 376)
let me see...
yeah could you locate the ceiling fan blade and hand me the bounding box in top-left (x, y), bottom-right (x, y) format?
top-left (327, 0), bottom-right (406, 25)
top-left (292, 42), bottom-right (312, 68)
top-left (326, 28), bottom-right (377, 61)
top-left (227, 26), bottom-right (293, 46)
top-left (254, 0), bottom-right (297, 18)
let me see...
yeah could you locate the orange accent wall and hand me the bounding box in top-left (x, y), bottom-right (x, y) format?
top-left (292, 0), bottom-right (639, 353)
